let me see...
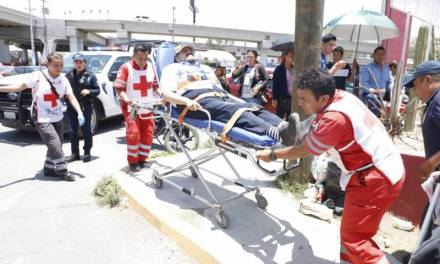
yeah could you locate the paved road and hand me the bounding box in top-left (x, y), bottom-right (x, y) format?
top-left (0, 118), bottom-right (196, 264)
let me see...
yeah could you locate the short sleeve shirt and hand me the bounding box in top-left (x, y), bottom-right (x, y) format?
top-left (27, 70), bottom-right (73, 123)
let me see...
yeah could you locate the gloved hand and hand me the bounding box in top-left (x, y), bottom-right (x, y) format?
top-left (78, 112), bottom-right (85, 127)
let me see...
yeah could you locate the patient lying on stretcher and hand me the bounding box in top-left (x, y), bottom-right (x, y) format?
top-left (160, 43), bottom-right (313, 146)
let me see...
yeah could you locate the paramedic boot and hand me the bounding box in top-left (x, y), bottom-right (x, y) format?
top-left (279, 113), bottom-right (300, 146)
top-left (138, 160), bottom-right (151, 169)
top-left (129, 163), bottom-right (140, 172)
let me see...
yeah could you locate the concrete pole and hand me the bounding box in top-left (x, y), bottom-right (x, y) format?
top-left (69, 36), bottom-right (79, 52)
top-left (28, 0), bottom-right (36, 65)
top-left (0, 40), bottom-right (11, 64)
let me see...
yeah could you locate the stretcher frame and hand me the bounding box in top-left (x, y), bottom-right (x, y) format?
top-left (132, 97), bottom-right (299, 228)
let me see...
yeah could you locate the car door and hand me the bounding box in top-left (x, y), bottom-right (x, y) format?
top-left (102, 56), bottom-right (131, 116)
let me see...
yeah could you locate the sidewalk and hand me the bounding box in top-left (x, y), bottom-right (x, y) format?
top-left (115, 150), bottom-right (341, 264)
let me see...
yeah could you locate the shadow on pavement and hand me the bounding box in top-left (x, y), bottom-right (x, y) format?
top-left (0, 129), bottom-right (43, 147)
top-left (132, 163), bottom-right (336, 264)
top-left (0, 170), bottom-right (87, 188)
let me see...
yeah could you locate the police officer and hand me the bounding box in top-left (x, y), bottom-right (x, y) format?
top-left (66, 53), bottom-right (100, 163)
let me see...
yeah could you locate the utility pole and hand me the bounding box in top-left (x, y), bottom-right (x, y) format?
top-left (289, 0), bottom-right (324, 183)
top-left (27, 0), bottom-right (36, 65)
top-left (41, 0), bottom-right (49, 58)
top-left (189, 0), bottom-right (198, 43)
top-left (172, 6), bottom-right (176, 42)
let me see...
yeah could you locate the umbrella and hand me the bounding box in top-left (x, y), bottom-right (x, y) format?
top-left (271, 35), bottom-right (294, 51)
top-left (323, 9), bottom-right (399, 58)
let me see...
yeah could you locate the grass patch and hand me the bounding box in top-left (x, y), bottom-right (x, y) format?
top-left (275, 173), bottom-right (308, 199)
top-left (93, 176), bottom-right (122, 207)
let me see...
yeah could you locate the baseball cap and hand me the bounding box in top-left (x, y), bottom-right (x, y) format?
top-left (175, 43), bottom-right (194, 55)
top-left (405, 60), bottom-right (440, 88)
top-left (72, 53), bottom-right (85, 62)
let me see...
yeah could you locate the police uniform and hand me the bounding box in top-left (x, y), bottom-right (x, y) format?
top-left (66, 54), bottom-right (100, 161)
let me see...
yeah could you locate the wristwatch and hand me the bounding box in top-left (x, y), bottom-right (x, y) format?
top-left (269, 149), bottom-right (277, 161)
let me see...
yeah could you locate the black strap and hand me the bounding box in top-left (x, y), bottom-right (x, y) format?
top-left (41, 71), bottom-right (61, 99)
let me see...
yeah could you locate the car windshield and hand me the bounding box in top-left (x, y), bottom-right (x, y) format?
top-left (64, 54), bottom-right (111, 73)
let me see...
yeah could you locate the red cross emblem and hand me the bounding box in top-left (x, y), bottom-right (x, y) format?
top-left (133, 75), bottom-right (152, 97)
top-left (43, 90), bottom-right (58, 108)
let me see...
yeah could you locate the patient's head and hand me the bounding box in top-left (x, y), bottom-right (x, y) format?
top-left (175, 43), bottom-right (195, 63)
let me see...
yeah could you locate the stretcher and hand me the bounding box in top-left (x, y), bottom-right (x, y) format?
top-left (131, 96), bottom-right (299, 227)
top-left (139, 42), bottom-right (299, 227)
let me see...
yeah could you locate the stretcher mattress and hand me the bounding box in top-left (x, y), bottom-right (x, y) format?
top-left (171, 110), bottom-right (278, 147)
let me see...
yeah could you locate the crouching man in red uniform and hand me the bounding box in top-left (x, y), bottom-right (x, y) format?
top-left (257, 69), bottom-right (405, 264)
top-left (114, 44), bottom-right (159, 172)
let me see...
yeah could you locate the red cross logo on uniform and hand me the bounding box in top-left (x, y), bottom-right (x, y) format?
top-left (133, 75), bottom-right (152, 97)
top-left (43, 90), bottom-right (58, 108)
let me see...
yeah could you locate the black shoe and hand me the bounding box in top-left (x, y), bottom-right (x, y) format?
top-left (43, 167), bottom-right (58, 177)
top-left (66, 154), bottom-right (80, 163)
top-left (138, 160), bottom-right (151, 169)
top-left (83, 154), bottom-right (91, 163)
top-left (129, 164), bottom-right (140, 172)
top-left (279, 113), bottom-right (300, 146)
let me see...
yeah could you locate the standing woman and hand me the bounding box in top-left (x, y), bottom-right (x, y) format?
top-left (0, 52), bottom-right (84, 181)
top-left (65, 53), bottom-right (100, 163)
top-left (232, 49), bottom-right (268, 105)
top-left (272, 50), bottom-right (294, 119)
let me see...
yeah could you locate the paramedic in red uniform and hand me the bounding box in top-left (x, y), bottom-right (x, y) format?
top-left (114, 44), bottom-right (159, 172)
top-left (257, 69), bottom-right (405, 264)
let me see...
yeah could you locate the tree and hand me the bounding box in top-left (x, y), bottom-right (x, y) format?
top-left (287, 0), bottom-right (324, 183)
top-left (405, 26), bottom-right (429, 132)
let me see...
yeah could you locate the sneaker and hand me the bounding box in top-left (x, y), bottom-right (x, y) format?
top-left (138, 160), bottom-right (151, 169)
top-left (129, 164), bottom-right (140, 172)
top-left (66, 154), bottom-right (80, 163)
top-left (296, 114), bottom-right (316, 144)
top-left (83, 154), bottom-right (91, 163)
top-left (62, 173), bottom-right (76, 181)
top-left (279, 113), bottom-right (300, 146)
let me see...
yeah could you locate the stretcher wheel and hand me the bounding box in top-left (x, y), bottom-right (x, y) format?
top-left (152, 170), bottom-right (163, 189)
top-left (190, 167), bottom-right (198, 178)
top-left (255, 193), bottom-right (268, 209)
top-left (215, 209), bottom-right (230, 228)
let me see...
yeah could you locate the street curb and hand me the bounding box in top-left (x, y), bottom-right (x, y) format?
top-left (118, 169), bottom-right (219, 264)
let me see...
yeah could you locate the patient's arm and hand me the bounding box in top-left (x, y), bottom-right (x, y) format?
top-left (162, 90), bottom-right (200, 111)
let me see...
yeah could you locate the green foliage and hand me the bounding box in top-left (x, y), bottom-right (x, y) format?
top-left (93, 176), bottom-right (122, 207)
top-left (275, 173), bottom-right (308, 199)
